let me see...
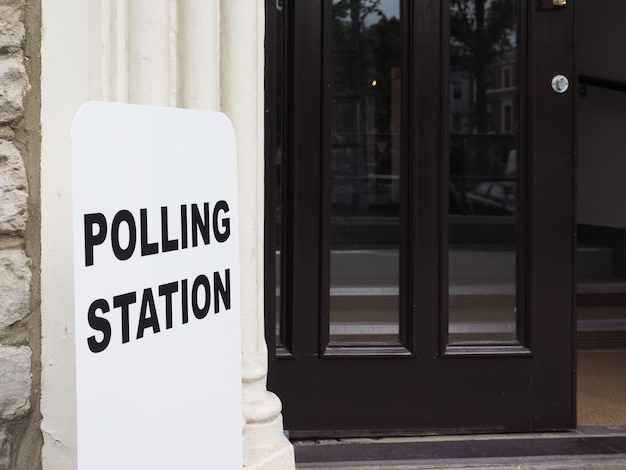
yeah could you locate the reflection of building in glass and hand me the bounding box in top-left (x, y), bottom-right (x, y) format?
top-left (449, 47), bottom-right (518, 218)
top-left (487, 51), bottom-right (518, 134)
top-left (450, 68), bottom-right (471, 133)
top-left (450, 50), bottom-right (518, 136)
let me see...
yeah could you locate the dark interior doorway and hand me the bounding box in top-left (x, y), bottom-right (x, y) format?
top-left (576, 0), bottom-right (626, 426)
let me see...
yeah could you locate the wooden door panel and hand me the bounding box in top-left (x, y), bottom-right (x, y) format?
top-left (265, 0), bottom-right (575, 437)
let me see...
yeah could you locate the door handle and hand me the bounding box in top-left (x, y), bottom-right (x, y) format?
top-left (551, 75), bottom-right (569, 93)
top-left (553, 0), bottom-right (567, 6)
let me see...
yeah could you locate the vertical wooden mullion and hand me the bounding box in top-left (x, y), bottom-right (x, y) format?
top-left (280, 0), bottom-right (295, 355)
top-left (528, 0), bottom-right (576, 429)
top-left (264, 0), bottom-right (279, 361)
top-left (411, 0), bottom-right (443, 358)
top-left (397, 0), bottom-right (412, 352)
top-left (319, 0), bottom-right (332, 355)
top-left (438, 0), bottom-right (451, 356)
top-left (291, 0), bottom-right (324, 357)
top-left (516, 0), bottom-right (530, 349)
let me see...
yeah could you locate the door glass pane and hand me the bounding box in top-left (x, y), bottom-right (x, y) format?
top-left (448, 0), bottom-right (519, 343)
top-left (329, 0), bottom-right (402, 344)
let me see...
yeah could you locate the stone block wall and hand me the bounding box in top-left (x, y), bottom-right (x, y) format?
top-left (0, 0), bottom-right (41, 468)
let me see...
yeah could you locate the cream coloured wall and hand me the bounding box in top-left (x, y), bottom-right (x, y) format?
top-left (40, 1), bottom-right (294, 468)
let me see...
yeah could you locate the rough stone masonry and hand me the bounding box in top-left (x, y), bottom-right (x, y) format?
top-left (0, 0), bottom-right (38, 468)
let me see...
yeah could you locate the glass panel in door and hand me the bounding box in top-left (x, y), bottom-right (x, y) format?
top-left (329, 0), bottom-right (402, 344)
top-left (447, 0), bottom-right (519, 343)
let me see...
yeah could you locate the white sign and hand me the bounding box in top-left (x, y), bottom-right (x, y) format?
top-left (72, 102), bottom-right (242, 469)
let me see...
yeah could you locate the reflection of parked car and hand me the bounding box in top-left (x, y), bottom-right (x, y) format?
top-left (449, 181), bottom-right (471, 215)
top-left (467, 181), bottom-right (515, 215)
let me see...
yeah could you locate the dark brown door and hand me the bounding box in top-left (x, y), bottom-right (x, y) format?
top-left (265, 0), bottom-right (575, 437)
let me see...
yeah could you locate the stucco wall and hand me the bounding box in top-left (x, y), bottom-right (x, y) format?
top-left (0, 0), bottom-right (42, 468)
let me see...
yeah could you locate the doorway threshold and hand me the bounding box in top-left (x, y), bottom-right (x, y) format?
top-left (293, 425), bottom-right (626, 469)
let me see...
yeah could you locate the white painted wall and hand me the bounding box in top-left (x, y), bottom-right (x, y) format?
top-left (40, 1), bottom-right (294, 468)
top-left (577, 0), bottom-right (626, 228)
top-left (40, 3), bottom-right (91, 464)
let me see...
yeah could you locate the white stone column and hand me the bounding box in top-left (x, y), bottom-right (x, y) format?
top-left (220, 1), bottom-right (295, 468)
top-left (177, 0), bottom-right (219, 110)
top-left (127, 0), bottom-right (171, 105)
top-left (41, 0), bottom-right (293, 467)
top-left (101, 0), bottom-right (129, 102)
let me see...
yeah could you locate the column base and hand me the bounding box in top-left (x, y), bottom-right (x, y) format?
top-left (243, 409), bottom-right (294, 469)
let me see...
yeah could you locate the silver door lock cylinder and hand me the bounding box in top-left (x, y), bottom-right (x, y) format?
top-left (551, 75), bottom-right (569, 93)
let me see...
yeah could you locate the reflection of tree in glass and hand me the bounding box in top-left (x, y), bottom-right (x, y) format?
top-left (332, 1), bottom-right (400, 143)
top-left (333, 0), bottom-right (384, 134)
top-left (332, 1), bottom-right (401, 213)
top-left (333, 0), bottom-right (383, 24)
top-left (450, 0), bottom-right (516, 134)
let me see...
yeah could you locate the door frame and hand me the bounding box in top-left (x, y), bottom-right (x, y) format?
top-left (264, 0), bottom-right (576, 438)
